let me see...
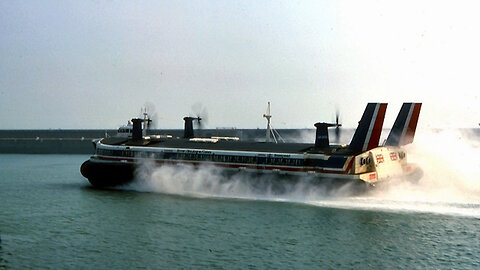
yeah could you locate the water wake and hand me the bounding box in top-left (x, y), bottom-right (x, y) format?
top-left (127, 161), bottom-right (360, 201)
top-left (125, 129), bottom-right (480, 217)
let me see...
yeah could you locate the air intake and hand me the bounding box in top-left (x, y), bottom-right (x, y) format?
top-left (131, 118), bottom-right (143, 141)
top-left (183, 117), bottom-right (195, 139)
top-left (314, 123), bottom-right (336, 149)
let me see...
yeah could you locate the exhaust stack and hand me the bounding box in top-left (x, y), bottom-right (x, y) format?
top-left (314, 123), bottom-right (337, 149)
top-left (183, 117), bottom-right (195, 139)
top-left (131, 118), bottom-right (143, 141)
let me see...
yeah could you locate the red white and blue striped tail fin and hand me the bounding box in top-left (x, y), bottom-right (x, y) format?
top-left (385, 103), bottom-right (422, 146)
top-left (348, 103), bottom-right (388, 153)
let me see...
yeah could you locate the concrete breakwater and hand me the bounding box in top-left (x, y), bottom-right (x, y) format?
top-left (2, 128), bottom-right (477, 154)
top-left (0, 130), bottom-right (115, 154)
top-left (0, 129), bottom-right (316, 154)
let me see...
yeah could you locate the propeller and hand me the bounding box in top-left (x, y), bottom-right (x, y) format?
top-left (191, 102), bottom-right (209, 129)
top-left (142, 102), bottom-right (158, 129)
top-left (334, 108), bottom-right (342, 143)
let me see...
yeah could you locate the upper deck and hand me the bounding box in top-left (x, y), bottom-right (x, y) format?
top-left (100, 136), bottom-right (351, 155)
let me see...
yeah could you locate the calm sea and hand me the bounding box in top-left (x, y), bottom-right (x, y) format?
top-left (1, 154), bottom-right (479, 269)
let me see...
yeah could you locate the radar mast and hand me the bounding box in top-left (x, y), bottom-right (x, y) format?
top-left (263, 102), bottom-right (272, 142)
top-left (263, 102), bottom-right (285, 143)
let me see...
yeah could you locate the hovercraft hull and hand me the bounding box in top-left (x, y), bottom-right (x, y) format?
top-left (80, 160), bottom-right (135, 188)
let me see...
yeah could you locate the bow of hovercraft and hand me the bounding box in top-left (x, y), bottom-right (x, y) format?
top-left (80, 157), bottom-right (136, 188)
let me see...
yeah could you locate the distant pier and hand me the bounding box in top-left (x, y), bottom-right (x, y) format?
top-left (0, 129), bottom-right (315, 154)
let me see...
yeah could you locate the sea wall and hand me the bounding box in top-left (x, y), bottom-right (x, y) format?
top-left (0, 139), bottom-right (96, 154)
top-left (0, 129), bottom-right (316, 154)
top-left (0, 129), bottom-right (116, 154)
top-left (3, 128), bottom-right (475, 155)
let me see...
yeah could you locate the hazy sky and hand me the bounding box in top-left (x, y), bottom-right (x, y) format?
top-left (1, 0), bottom-right (479, 129)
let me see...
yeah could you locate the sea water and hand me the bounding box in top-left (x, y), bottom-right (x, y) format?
top-left (1, 130), bottom-right (479, 269)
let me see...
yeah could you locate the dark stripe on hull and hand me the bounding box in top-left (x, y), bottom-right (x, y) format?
top-left (94, 156), bottom-right (352, 174)
top-left (81, 158), bottom-right (363, 189)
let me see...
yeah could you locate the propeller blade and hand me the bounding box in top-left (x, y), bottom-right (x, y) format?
top-left (335, 108), bottom-right (341, 142)
top-left (196, 116), bottom-right (203, 129)
top-left (150, 113), bottom-right (159, 129)
top-left (135, 101), bottom-right (160, 133)
top-left (191, 102), bottom-right (208, 129)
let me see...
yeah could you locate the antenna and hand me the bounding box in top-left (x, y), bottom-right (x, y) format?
top-left (140, 106), bottom-right (152, 136)
top-left (143, 107), bottom-right (148, 121)
top-left (262, 102), bottom-right (285, 143)
top-left (263, 102), bottom-right (272, 142)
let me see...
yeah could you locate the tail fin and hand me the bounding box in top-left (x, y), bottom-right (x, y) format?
top-left (385, 103), bottom-right (422, 146)
top-left (348, 103), bottom-right (388, 153)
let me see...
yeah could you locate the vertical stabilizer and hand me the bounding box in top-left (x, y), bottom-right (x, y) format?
top-left (385, 103), bottom-right (422, 146)
top-left (348, 103), bottom-right (388, 153)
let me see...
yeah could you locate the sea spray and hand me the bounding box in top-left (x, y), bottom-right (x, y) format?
top-left (126, 159), bottom-right (360, 201)
top-left (369, 129), bottom-right (480, 204)
top-left (125, 129), bottom-right (480, 217)
top-left (312, 129), bottom-right (480, 217)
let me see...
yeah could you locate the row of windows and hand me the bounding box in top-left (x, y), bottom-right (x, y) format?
top-left (97, 148), bottom-right (304, 166)
top-left (97, 149), bottom-right (135, 157)
top-left (118, 128), bottom-right (132, 133)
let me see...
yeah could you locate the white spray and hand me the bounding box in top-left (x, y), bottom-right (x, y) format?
top-left (308, 129), bottom-right (480, 217)
top-left (127, 160), bottom-right (359, 201)
top-left (125, 129), bottom-right (480, 217)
